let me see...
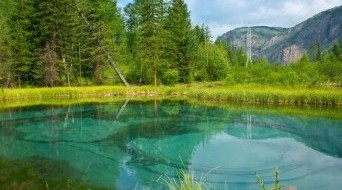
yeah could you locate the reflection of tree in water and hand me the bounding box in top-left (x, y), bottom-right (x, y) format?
top-left (117, 102), bottom-right (342, 188)
top-left (0, 156), bottom-right (111, 190)
top-left (0, 101), bottom-right (341, 189)
top-left (115, 100), bottom-right (230, 188)
top-left (0, 103), bottom-right (128, 189)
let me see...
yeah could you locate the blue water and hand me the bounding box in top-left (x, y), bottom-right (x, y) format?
top-left (0, 100), bottom-right (341, 189)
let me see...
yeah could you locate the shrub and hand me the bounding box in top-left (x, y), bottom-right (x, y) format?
top-left (162, 70), bottom-right (180, 86)
top-left (256, 168), bottom-right (284, 190)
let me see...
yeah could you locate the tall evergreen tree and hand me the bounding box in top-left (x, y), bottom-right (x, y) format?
top-left (124, 1), bottom-right (144, 84)
top-left (308, 40), bottom-right (322, 62)
top-left (124, 3), bottom-right (141, 61)
top-left (9, 0), bottom-right (37, 87)
top-left (332, 40), bottom-right (342, 61)
top-left (0, 0), bottom-right (12, 87)
top-left (32, 0), bottom-right (60, 87)
top-left (139, 0), bottom-right (165, 85)
top-left (57, 0), bottom-right (86, 86)
top-left (165, 0), bottom-right (192, 83)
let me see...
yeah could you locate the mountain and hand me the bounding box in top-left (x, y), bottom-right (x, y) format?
top-left (217, 6), bottom-right (342, 63)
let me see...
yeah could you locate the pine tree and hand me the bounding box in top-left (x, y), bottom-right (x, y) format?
top-left (308, 40), bottom-right (322, 62)
top-left (56, 0), bottom-right (86, 86)
top-left (164, 0), bottom-right (192, 83)
top-left (9, 0), bottom-right (37, 87)
top-left (139, 0), bottom-right (165, 86)
top-left (32, 0), bottom-right (60, 87)
top-left (332, 40), bottom-right (342, 61)
top-left (192, 25), bottom-right (206, 44)
top-left (124, 2), bottom-right (143, 83)
top-left (0, 0), bottom-right (12, 87)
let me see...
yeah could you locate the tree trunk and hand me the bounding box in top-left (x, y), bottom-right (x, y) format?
top-left (5, 72), bottom-right (10, 88)
top-left (45, 25), bottom-right (58, 87)
top-left (63, 57), bottom-right (71, 87)
top-left (153, 56), bottom-right (157, 86)
top-left (78, 42), bottom-right (82, 85)
top-left (51, 25), bottom-right (57, 87)
top-left (95, 60), bottom-right (102, 85)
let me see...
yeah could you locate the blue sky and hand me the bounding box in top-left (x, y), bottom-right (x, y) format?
top-left (117, 0), bottom-right (341, 39)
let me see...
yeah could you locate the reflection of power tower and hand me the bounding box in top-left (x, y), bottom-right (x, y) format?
top-left (246, 113), bottom-right (252, 139)
top-left (246, 28), bottom-right (252, 67)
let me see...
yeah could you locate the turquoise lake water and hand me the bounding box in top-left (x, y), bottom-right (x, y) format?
top-left (0, 100), bottom-right (341, 189)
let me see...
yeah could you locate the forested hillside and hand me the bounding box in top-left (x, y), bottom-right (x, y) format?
top-left (0, 0), bottom-right (341, 87)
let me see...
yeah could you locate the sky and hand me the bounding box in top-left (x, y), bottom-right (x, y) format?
top-left (117, 0), bottom-right (341, 39)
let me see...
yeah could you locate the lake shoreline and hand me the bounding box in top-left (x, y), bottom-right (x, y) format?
top-left (1, 84), bottom-right (341, 107)
top-left (1, 85), bottom-right (341, 120)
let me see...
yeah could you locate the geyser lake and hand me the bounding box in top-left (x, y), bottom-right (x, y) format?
top-left (0, 100), bottom-right (341, 189)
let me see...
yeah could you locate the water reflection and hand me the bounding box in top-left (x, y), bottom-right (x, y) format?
top-left (0, 100), bottom-right (341, 189)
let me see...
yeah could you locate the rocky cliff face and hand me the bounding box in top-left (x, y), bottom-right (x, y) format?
top-left (217, 6), bottom-right (342, 63)
top-left (282, 45), bottom-right (302, 64)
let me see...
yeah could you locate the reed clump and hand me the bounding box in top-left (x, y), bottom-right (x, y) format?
top-left (166, 168), bottom-right (287, 190)
top-left (165, 171), bottom-right (207, 190)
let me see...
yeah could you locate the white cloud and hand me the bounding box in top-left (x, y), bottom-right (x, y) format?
top-left (208, 23), bottom-right (233, 39)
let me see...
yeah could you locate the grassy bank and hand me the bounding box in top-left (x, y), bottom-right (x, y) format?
top-left (1, 84), bottom-right (341, 107)
top-left (186, 83), bottom-right (342, 106)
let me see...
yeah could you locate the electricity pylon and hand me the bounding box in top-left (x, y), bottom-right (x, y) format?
top-left (246, 27), bottom-right (252, 67)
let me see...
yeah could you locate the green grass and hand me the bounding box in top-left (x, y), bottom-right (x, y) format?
top-left (186, 83), bottom-right (342, 106)
top-left (0, 86), bottom-right (127, 101)
top-left (257, 168), bottom-right (283, 190)
top-left (165, 171), bottom-right (207, 190)
top-left (166, 168), bottom-right (286, 190)
top-left (0, 83), bottom-right (341, 108)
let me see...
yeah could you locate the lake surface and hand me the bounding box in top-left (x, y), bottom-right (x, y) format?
top-left (0, 100), bottom-right (341, 189)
